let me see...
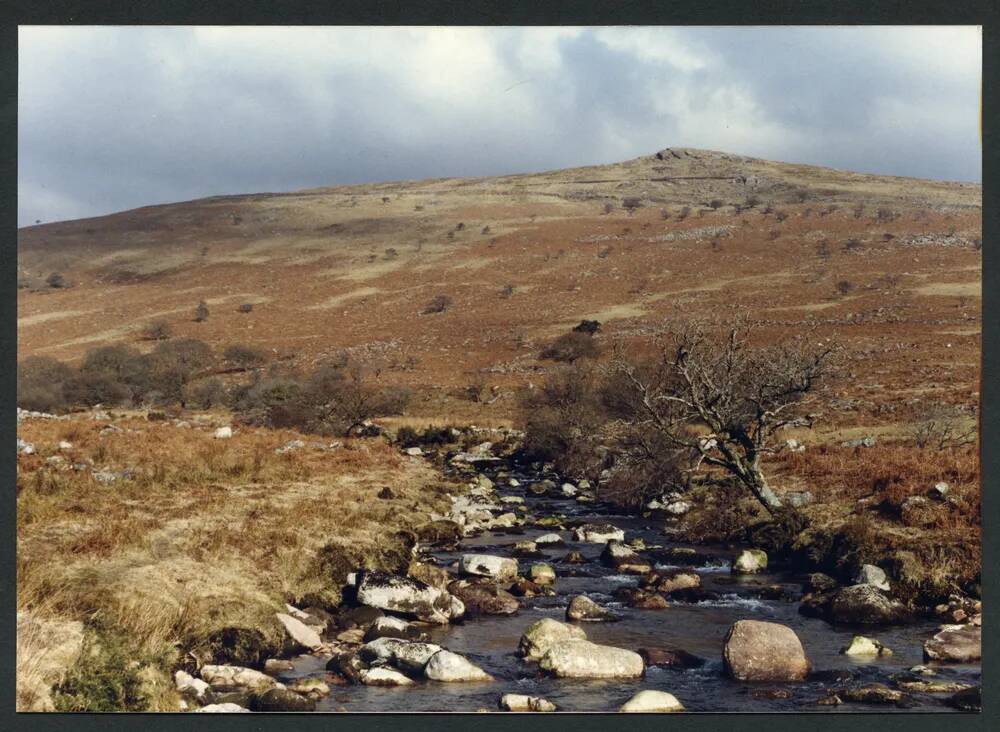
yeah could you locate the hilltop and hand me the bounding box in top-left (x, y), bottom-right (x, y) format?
top-left (17, 148), bottom-right (981, 425)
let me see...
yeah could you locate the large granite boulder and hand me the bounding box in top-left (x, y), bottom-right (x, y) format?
top-left (538, 640), bottom-right (644, 679)
top-left (722, 620), bottom-right (810, 681)
top-left (518, 618), bottom-right (587, 660)
top-left (355, 571), bottom-right (464, 624)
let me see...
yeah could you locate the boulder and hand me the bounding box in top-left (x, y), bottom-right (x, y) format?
top-left (275, 612), bottom-right (323, 651)
top-left (263, 659), bottom-right (294, 675)
top-left (538, 640), bottom-right (644, 679)
top-left (424, 650), bottom-right (493, 682)
top-left (415, 519), bottom-right (464, 547)
top-left (512, 540), bottom-right (542, 558)
top-left (213, 426), bottom-right (233, 439)
top-left (616, 587), bottom-right (669, 610)
top-left (840, 636), bottom-right (892, 657)
top-left (335, 605), bottom-right (384, 631)
top-left (840, 683), bottom-right (910, 706)
top-left (732, 549), bottom-right (768, 574)
top-left (643, 569), bottom-right (701, 595)
top-left (518, 618), bottom-right (587, 660)
top-left (200, 665), bottom-right (277, 691)
top-left (561, 483), bottom-right (578, 497)
top-left (574, 523), bottom-right (625, 543)
top-left (562, 551), bottom-right (586, 564)
top-left (722, 620), bottom-right (810, 682)
top-left (854, 564), bottom-right (890, 592)
top-left (601, 541), bottom-right (651, 574)
top-left (499, 693), bottom-right (557, 712)
top-left (249, 687), bottom-right (316, 712)
top-left (619, 690), bottom-right (684, 713)
top-left (174, 670), bottom-right (211, 701)
top-left (448, 580), bottom-right (520, 616)
top-left (566, 594), bottom-right (620, 622)
top-left (460, 554), bottom-right (519, 582)
top-left (923, 624), bottom-right (981, 663)
top-left (358, 637), bottom-right (443, 674)
top-left (828, 584), bottom-right (910, 625)
top-left (355, 571), bottom-right (463, 624)
top-left (530, 563), bottom-right (556, 586)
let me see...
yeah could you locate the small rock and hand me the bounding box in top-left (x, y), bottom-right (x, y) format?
top-left (561, 483), bottom-right (578, 497)
top-left (566, 594), bottom-right (620, 622)
top-left (275, 613), bottom-right (323, 651)
top-left (286, 678), bottom-right (331, 699)
top-left (840, 635), bottom-right (892, 657)
top-left (200, 664), bottom-right (277, 691)
top-left (854, 564), bottom-right (890, 591)
top-left (175, 670), bottom-right (211, 701)
top-left (530, 563), bottom-right (556, 586)
top-left (57, 440), bottom-right (73, 450)
top-left (535, 532), bottom-right (565, 546)
top-left (377, 486), bottom-right (395, 499)
top-left (637, 647), bottom-right (705, 669)
top-left (424, 650), bottom-right (492, 682)
top-left (264, 659), bottom-right (294, 675)
top-left (404, 447), bottom-right (423, 456)
top-left (732, 548), bottom-right (768, 574)
top-left (460, 554), bottom-right (519, 582)
top-left (213, 426), bottom-right (233, 439)
top-left (499, 693), bottom-right (557, 712)
top-left (573, 523), bottom-right (625, 543)
top-left (249, 686), bottom-right (317, 711)
top-left (930, 482), bottom-right (950, 499)
top-left (196, 703), bottom-right (250, 713)
top-left (840, 683), bottom-right (909, 707)
top-left (619, 690), bottom-right (684, 712)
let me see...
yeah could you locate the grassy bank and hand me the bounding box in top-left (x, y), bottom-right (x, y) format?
top-left (16, 411), bottom-right (458, 711)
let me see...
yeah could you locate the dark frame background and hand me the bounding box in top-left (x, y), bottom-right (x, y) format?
top-left (1, 2), bottom-right (995, 731)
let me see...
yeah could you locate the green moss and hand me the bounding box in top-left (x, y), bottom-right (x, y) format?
top-left (52, 626), bottom-right (149, 712)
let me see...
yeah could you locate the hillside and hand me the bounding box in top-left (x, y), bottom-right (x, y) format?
top-left (17, 147), bottom-right (982, 426)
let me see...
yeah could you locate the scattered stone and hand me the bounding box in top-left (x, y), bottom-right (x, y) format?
top-left (530, 563), bottom-right (556, 586)
top-left (535, 532), bottom-right (565, 546)
top-left (275, 613), bottom-right (323, 651)
top-left (805, 573), bottom-right (839, 593)
top-left (732, 548), bottom-right (768, 574)
top-left (249, 686), bottom-right (316, 711)
top-left (424, 650), bottom-right (493, 682)
top-left (213, 426), bottom-right (233, 439)
top-left (722, 620), bottom-right (810, 682)
top-left (518, 618), bottom-right (586, 660)
top-left (358, 637), bottom-right (443, 674)
top-left (601, 540), bottom-right (651, 574)
top-left (355, 571), bottom-right (464, 624)
top-left (57, 440), bottom-right (73, 450)
top-left (363, 615), bottom-right (428, 642)
top-left (923, 624), bottom-right (981, 663)
top-left (828, 584), bottom-right (910, 625)
top-left (175, 670), bottom-right (211, 701)
top-left (512, 540), bottom-right (541, 558)
top-left (448, 580), bottom-right (520, 616)
top-left (784, 491), bottom-right (813, 508)
top-left (840, 635), bottom-right (892, 657)
top-left (287, 678), bottom-right (331, 699)
top-left (359, 667), bottom-right (414, 686)
top-left (562, 551), bottom-right (586, 564)
top-left (750, 688), bottom-right (793, 700)
top-left (840, 683), bottom-right (910, 707)
top-left (264, 659), bottom-right (294, 675)
top-left (539, 640), bottom-right (644, 679)
top-left (561, 483), bottom-right (578, 497)
top-left (637, 647), bottom-right (705, 669)
top-left (573, 523), bottom-right (625, 543)
top-left (617, 588), bottom-right (670, 609)
top-left (460, 554), bottom-right (519, 582)
top-left (200, 665), bottom-right (277, 691)
top-left (92, 469), bottom-right (118, 485)
top-left (404, 447), bottom-right (423, 456)
top-left (643, 568), bottom-right (701, 595)
top-left (499, 693), bottom-right (557, 712)
top-left (854, 564), bottom-right (890, 591)
top-left (275, 439), bottom-right (305, 454)
top-left (896, 679), bottom-right (972, 694)
top-left (619, 690), bottom-right (684, 712)
top-left (566, 594), bottom-right (620, 622)
top-left (930, 482), bottom-right (950, 499)
top-left (196, 703), bottom-right (250, 713)
top-left (664, 500), bottom-right (693, 515)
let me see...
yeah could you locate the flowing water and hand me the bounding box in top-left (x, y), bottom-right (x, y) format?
top-left (285, 463), bottom-right (980, 712)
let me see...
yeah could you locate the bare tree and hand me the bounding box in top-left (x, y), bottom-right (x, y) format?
top-left (908, 407), bottom-right (976, 450)
top-left (603, 319), bottom-right (833, 513)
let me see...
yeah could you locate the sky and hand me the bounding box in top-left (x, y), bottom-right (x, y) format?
top-left (18, 26), bottom-right (982, 226)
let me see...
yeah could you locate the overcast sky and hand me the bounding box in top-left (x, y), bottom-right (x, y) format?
top-left (18, 25), bottom-right (981, 226)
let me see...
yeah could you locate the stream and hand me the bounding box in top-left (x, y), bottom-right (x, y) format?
top-left (283, 460), bottom-right (980, 712)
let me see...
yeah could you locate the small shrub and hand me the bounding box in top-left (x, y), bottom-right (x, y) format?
top-left (183, 378), bottom-right (227, 409)
top-left (603, 203), bottom-right (614, 215)
top-left (142, 320), bottom-right (172, 341)
top-left (572, 319), bottom-right (601, 335)
top-left (744, 195), bottom-right (761, 209)
top-left (224, 344), bottom-right (267, 369)
top-left (500, 284), bottom-right (515, 299)
top-left (481, 226), bottom-right (491, 235)
top-left (423, 294), bottom-right (453, 315)
top-left (708, 199), bottom-right (723, 209)
top-left (539, 331), bottom-right (600, 363)
top-left (774, 210), bottom-right (788, 223)
top-left (237, 303), bottom-right (254, 313)
top-left (835, 280), bottom-right (854, 295)
top-left (622, 197), bottom-right (643, 214)
top-left (46, 272), bottom-right (70, 289)
top-left (677, 206), bottom-right (691, 220)
top-left (660, 209), bottom-right (671, 220)
top-left (194, 301), bottom-right (209, 323)
top-left (843, 238), bottom-right (863, 252)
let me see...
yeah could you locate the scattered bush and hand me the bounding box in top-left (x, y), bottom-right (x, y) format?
top-left (423, 294), bottom-right (453, 315)
top-left (46, 272), bottom-right (70, 289)
top-left (17, 356), bottom-right (75, 412)
top-left (677, 206), bottom-right (691, 220)
top-left (539, 331), bottom-right (601, 363)
top-left (183, 378), bottom-right (227, 409)
top-left (500, 284), bottom-right (515, 299)
top-left (622, 197), bottom-right (643, 214)
top-left (52, 626), bottom-right (149, 712)
top-left (572, 319), bottom-right (601, 335)
top-left (194, 301), bottom-right (209, 322)
top-left (603, 203), bottom-right (614, 215)
top-left (142, 320), bottom-right (172, 341)
top-left (835, 280), bottom-right (854, 295)
top-left (708, 199), bottom-right (723, 209)
top-left (224, 344), bottom-right (267, 369)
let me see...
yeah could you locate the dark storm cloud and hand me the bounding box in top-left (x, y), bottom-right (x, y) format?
top-left (18, 26), bottom-right (981, 225)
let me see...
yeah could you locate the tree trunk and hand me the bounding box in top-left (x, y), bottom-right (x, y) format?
top-left (744, 467), bottom-right (784, 514)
